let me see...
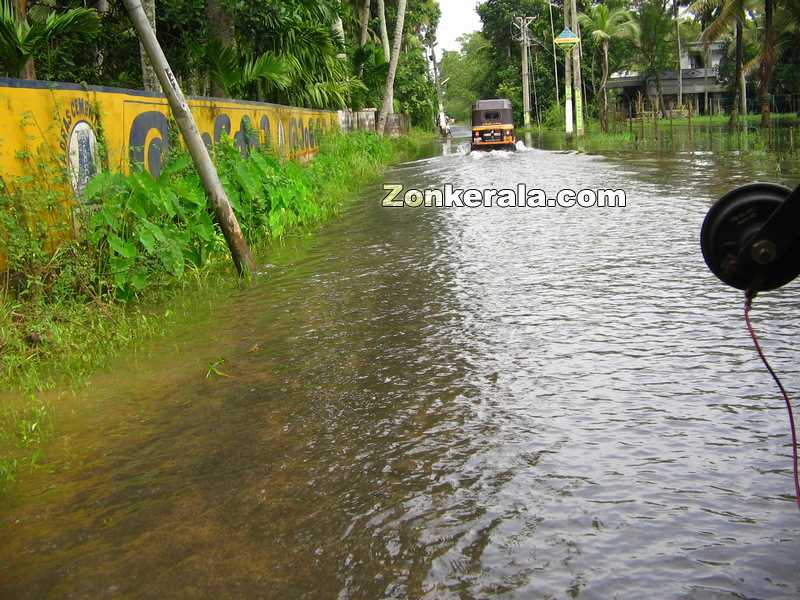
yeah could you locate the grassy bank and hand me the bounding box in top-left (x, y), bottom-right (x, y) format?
top-left (517, 112), bottom-right (800, 157)
top-left (0, 129), bottom-right (436, 491)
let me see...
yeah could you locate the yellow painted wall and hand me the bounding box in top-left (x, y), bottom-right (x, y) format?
top-left (0, 78), bottom-right (337, 184)
top-left (0, 78), bottom-right (338, 268)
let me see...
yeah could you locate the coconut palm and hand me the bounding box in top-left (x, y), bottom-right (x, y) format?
top-left (239, 5), bottom-right (364, 109)
top-left (377, 0), bottom-right (407, 135)
top-left (700, 0), bottom-right (748, 126)
top-left (0, 0), bottom-right (99, 79)
top-left (759, 0), bottom-right (775, 125)
top-left (579, 4), bottom-right (637, 132)
top-left (689, 0), bottom-right (722, 114)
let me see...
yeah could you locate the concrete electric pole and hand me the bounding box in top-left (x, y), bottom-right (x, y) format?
top-left (513, 16), bottom-right (535, 128)
top-left (122, 0), bottom-right (255, 276)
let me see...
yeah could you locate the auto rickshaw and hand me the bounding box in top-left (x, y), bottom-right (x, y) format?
top-left (471, 99), bottom-right (516, 151)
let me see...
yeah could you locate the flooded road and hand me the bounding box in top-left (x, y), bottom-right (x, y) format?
top-left (2, 133), bottom-right (800, 599)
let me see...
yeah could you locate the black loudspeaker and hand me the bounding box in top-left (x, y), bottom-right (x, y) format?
top-left (701, 182), bottom-right (800, 293)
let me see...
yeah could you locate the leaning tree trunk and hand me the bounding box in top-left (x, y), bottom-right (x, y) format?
top-left (377, 0), bottom-right (407, 136)
top-left (206, 0), bottom-right (235, 97)
top-left (139, 0), bottom-right (159, 91)
top-left (730, 18), bottom-right (743, 128)
top-left (759, 0), bottom-right (775, 126)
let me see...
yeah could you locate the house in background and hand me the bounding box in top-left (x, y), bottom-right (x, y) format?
top-left (607, 41), bottom-right (728, 115)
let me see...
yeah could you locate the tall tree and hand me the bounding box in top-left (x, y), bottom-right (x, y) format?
top-left (702, 0), bottom-right (747, 125)
top-left (377, 0), bottom-right (407, 135)
top-left (674, 0), bottom-right (683, 107)
top-left (635, 0), bottom-right (675, 117)
top-left (377, 0), bottom-right (392, 110)
top-left (357, 0), bottom-right (370, 76)
top-left (689, 0), bottom-right (721, 114)
top-left (332, 0), bottom-right (347, 59)
top-left (12, 0), bottom-right (32, 77)
top-left (759, 0), bottom-right (775, 125)
top-left (206, 0), bottom-right (235, 97)
top-left (580, 4), bottom-right (638, 132)
top-left (377, 0), bottom-right (391, 61)
top-left (139, 0), bottom-right (158, 91)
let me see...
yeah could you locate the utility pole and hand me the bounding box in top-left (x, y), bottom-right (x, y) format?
top-left (570, 0), bottom-right (584, 136)
top-left (561, 3), bottom-right (574, 135)
top-left (675, 0), bottom-right (683, 108)
top-left (430, 44), bottom-right (446, 135)
top-left (513, 16), bottom-right (535, 128)
top-left (530, 47), bottom-right (541, 126)
top-left (548, 1), bottom-right (559, 106)
top-left (121, 0), bottom-right (255, 276)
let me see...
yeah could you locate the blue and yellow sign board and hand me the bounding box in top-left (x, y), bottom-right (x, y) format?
top-left (555, 27), bottom-right (580, 51)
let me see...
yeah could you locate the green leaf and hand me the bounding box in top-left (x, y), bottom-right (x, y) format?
top-left (159, 154), bottom-right (192, 180)
top-left (107, 233), bottom-right (138, 259)
top-left (136, 225), bottom-right (156, 254)
top-left (130, 268), bottom-right (148, 291)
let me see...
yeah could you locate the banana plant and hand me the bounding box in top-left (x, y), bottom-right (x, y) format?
top-left (0, 0), bottom-right (99, 79)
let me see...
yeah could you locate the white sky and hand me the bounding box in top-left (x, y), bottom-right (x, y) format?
top-left (437, 0), bottom-right (482, 52)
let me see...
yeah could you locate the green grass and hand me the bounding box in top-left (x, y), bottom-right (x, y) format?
top-left (0, 128), bottom-right (437, 493)
top-left (517, 112), bottom-right (800, 158)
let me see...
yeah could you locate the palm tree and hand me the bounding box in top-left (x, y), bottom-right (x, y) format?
top-left (579, 4), bottom-right (637, 132)
top-left (139, 0), bottom-right (158, 91)
top-left (759, 0), bottom-right (775, 126)
top-left (701, 0), bottom-right (747, 126)
top-left (357, 0), bottom-right (370, 76)
top-left (377, 0), bottom-right (407, 135)
top-left (242, 5), bottom-right (364, 109)
top-left (634, 0), bottom-right (675, 118)
top-left (689, 0), bottom-right (722, 114)
top-left (206, 40), bottom-right (291, 100)
top-left (0, 0), bottom-right (99, 79)
top-left (377, 0), bottom-right (392, 110)
top-left (206, 0), bottom-right (235, 97)
top-left (377, 0), bottom-right (391, 61)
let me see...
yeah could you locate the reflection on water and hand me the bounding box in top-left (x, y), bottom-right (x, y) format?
top-left (1, 131), bottom-right (799, 599)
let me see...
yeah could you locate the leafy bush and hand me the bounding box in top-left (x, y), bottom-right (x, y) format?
top-left (77, 131), bottom-right (393, 300)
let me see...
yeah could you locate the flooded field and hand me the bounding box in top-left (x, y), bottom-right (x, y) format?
top-left (1, 128), bottom-right (799, 599)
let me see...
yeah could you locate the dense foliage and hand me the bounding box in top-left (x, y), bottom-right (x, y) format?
top-left (1, 1), bottom-right (443, 129)
top-left (441, 0), bottom-right (800, 127)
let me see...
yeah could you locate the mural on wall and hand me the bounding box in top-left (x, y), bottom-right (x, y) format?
top-left (0, 78), bottom-right (338, 202)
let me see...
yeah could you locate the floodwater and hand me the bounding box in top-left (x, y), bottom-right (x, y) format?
top-left (2, 129), bottom-right (800, 599)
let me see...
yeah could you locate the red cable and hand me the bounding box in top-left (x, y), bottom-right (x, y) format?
top-left (744, 295), bottom-right (800, 510)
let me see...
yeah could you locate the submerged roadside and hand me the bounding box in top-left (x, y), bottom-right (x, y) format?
top-left (516, 112), bottom-right (800, 157)
top-left (0, 129), bottom-right (438, 491)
